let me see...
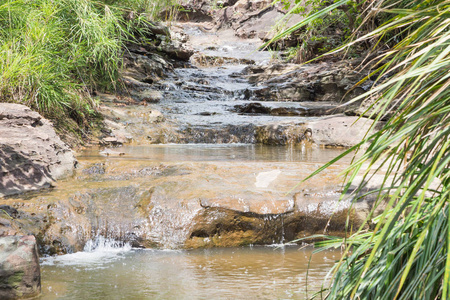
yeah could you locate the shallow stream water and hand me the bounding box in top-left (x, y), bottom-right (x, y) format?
top-left (41, 237), bottom-right (339, 299)
top-left (81, 143), bottom-right (349, 163)
top-left (35, 144), bottom-right (347, 299)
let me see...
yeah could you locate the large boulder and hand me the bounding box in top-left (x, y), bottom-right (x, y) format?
top-left (0, 104), bottom-right (76, 197)
top-left (0, 235), bottom-right (41, 299)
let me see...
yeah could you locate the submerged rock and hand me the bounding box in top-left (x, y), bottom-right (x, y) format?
top-left (0, 104), bottom-right (76, 197)
top-left (0, 235), bottom-right (41, 299)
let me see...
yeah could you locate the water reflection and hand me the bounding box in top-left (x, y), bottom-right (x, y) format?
top-left (80, 144), bottom-right (351, 164)
top-left (41, 245), bottom-right (338, 299)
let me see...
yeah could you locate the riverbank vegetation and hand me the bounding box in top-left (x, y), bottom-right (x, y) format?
top-left (272, 0), bottom-right (364, 62)
top-left (0, 0), bottom-right (177, 139)
top-left (270, 0), bottom-right (450, 298)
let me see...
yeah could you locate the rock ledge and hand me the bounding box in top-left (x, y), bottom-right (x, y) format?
top-left (0, 104), bottom-right (76, 197)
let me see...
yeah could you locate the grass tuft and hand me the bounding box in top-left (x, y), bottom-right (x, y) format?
top-left (0, 0), bottom-right (178, 137)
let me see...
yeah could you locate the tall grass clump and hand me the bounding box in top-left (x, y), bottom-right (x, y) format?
top-left (0, 0), bottom-right (177, 132)
top-left (268, 0), bottom-right (450, 298)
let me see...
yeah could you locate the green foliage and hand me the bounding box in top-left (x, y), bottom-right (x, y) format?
top-left (0, 0), bottom-right (176, 129)
top-left (272, 0), bottom-right (450, 298)
top-left (270, 0), bottom-right (359, 62)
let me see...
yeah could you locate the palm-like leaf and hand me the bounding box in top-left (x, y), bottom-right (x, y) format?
top-left (269, 0), bottom-right (450, 298)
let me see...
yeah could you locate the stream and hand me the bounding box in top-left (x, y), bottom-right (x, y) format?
top-left (4, 22), bottom-right (357, 299)
top-left (33, 143), bottom-right (348, 298)
top-left (41, 237), bottom-right (338, 299)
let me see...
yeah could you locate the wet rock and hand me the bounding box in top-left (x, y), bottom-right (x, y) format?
top-left (254, 115), bottom-right (377, 146)
top-left (234, 102), bottom-right (271, 114)
top-left (179, 124), bottom-right (257, 144)
top-left (186, 208), bottom-right (287, 247)
top-left (190, 53), bottom-right (255, 67)
top-left (100, 137), bottom-right (124, 147)
top-left (200, 198), bottom-right (294, 215)
top-left (130, 88), bottom-right (163, 103)
top-left (0, 104), bottom-right (76, 197)
top-left (0, 235), bottom-right (41, 299)
top-left (233, 102), bottom-right (344, 116)
top-left (82, 163), bottom-right (106, 175)
top-left (254, 126), bottom-right (312, 145)
top-left (186, 202), bottom-right (354, 248)
top-left (157, 39), bottom-right (195, 61)
top-left (122, 51), bottom-right (173, 84)
top-left (245, 60), bottom-right (369, 103)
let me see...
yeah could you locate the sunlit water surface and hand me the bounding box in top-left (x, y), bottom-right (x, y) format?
top-left (80, 144), bottom-right (352, 164)
top-left (41, 238), bottom-right (339, 299)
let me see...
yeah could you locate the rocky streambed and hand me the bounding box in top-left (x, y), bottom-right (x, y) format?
top-left (0, 1), bottom-right (381, 297)
top-left (2, 144), bottom-right (359, 255)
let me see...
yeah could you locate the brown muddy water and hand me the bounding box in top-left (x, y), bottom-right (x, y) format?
top-left (40, 238), bottom-right (339, 299)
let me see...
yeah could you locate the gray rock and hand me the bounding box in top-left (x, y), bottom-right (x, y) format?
top-left (245, 60), bottom-right (369, 103)
top-left (306, 115), bottom-right (379, 147)
top-left (253, 115), bottom-right (378, 146)
top-left (179, 0), bottom-right (302, 42)
top-left (0, 235), bottom-right (41, 299)
top-left (0, 104), bottom-right (76, 197)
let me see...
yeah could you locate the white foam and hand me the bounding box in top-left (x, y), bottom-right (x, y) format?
top-left (41, 236), bottom-right (132, 267)
top-left (265, 242), bottom-right (297, 248)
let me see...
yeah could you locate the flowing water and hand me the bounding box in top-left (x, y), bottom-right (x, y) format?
top-left (40, 237), bottom-right (339, 299)
top-left (24, 24), bottom-right (353, 298)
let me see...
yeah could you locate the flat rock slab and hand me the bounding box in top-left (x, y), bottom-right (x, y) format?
top-left (0, 104), bottom-right (76, 197)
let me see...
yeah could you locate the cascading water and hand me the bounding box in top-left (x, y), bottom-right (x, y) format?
top-left (41, 236), bottom-right (132, 268)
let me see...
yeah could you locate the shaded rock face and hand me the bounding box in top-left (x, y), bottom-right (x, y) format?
top-left (0, 235), bottom-right (41, 299)
top-left (0, 104), bottom-right (76, 197)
